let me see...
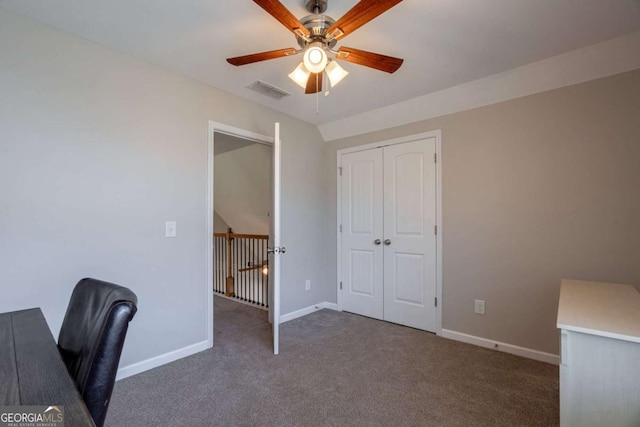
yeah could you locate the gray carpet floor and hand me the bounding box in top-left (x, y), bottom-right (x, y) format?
top-left (106, 296), bottom-right (559, 426)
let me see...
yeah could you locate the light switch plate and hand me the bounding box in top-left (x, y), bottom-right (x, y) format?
top-left (165, 221), bottom-right (177, 237)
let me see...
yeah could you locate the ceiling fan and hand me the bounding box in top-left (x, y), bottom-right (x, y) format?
top-left (227, 0), bottom-right (404, 94)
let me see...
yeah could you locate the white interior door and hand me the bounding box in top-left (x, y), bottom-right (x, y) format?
top-left (383, 138), bottom-right (437, 331)
top-left (340, 148), bottom-right (384, 320)
top-left (269, 122), bottom-right (282, 354)
top-left (339, 137), bottom-right (438, 332)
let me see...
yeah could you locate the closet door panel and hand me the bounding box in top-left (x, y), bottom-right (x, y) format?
top-left (340, 148), bottom-right (384, 320)
top-left (383, 138), bottom-right (437, 331)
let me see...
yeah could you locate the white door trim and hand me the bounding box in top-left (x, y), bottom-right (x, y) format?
top-left (336, 130), bottom-right (443, 335)
top-left (207, 121), bottom-right (274, 349)
top-left (272, 122), bottom-right (281, 355)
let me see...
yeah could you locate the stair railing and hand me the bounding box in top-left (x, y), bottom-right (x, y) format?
top-left (214, 227), bottom-right (269, 308)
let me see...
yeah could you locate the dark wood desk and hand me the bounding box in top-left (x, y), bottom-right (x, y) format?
top-left (0, 308), bottom-right (95, 426)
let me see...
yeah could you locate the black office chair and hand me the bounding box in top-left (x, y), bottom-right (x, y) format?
top-left (58, 278), bottom-right (138, 427)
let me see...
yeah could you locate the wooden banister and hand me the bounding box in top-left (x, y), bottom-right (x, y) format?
top-left (214, 232), bottom-right (268, 240)
top-left (214, 228), bottom-right (269, 297)
top-left (238, 263), bottom-right (267, 273)
top-left (225, 227), bottom-right (234, 297)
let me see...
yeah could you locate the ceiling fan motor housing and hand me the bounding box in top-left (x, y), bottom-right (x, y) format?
top-left (296, 14), bottom-right (337, 50)
top-left (305, 0), bottom-right (327, 14)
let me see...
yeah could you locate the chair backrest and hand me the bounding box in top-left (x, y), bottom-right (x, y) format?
top-left (58, 278), bottom-right (137, 427)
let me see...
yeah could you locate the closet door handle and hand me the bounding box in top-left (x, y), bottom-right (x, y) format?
top-left (374, 239), bottom-right (381, 245)
top-left (384, 239), bottom-right (391, 246)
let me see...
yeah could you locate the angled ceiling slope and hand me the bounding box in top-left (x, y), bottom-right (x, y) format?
top-left (1, 0), bottom-right (639, 127)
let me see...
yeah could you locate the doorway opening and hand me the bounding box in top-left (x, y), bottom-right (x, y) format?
top-left (213, 131), bottom-right (271, 309)
top-left (211, 126), bottom-right (273, 350)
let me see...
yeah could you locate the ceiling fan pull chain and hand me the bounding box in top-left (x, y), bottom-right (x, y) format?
top-left (316, 73), bottom-right (320, 115)
top-left (324, 70), bottom-right (330, 97)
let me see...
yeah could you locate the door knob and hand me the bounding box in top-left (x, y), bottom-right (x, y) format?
top-left (267, 246), bottom-right (286, 254)
top-left (374, 239), bottom-right (381, 245)
top-left (384, 239), bottom-right (391, 245)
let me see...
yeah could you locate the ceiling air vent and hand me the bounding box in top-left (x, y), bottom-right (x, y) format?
top-left (246, 80), bottom-right (291, 100)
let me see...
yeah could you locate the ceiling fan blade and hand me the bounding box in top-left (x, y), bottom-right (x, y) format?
top-left (254, 0), bottom-right (310, 37)
top-left (327, 0), bottom-right (402, 40)
top-left (305, 72), bottom-right (323, 94)
top-left (227, 48), bottom-right (297, 66)
top-left (336, 46), bottom-right (403, 73)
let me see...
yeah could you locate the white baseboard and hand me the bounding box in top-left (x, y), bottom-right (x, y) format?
top-left (441, 329), bottom-right (559, 365)
top-left (116, 339), bottom-right (211, 381)
top-left (323, 302), bottom-right (338, 311)
top-left (280, 301), bottom-right (339, 324)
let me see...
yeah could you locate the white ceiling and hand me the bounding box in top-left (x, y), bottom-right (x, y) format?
top-left (213, 132), bottom-right (255, 156)
top-left (2, 0), bottom-right (640, 126)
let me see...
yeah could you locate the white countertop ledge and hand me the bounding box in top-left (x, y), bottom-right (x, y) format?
top-left (557, 279), bottom-right (640, 344)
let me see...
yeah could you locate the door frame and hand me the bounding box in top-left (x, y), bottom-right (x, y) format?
top-left (336, 130), bottom-right (443, 335)
top-left (207, 121), bottom-right (274, 348)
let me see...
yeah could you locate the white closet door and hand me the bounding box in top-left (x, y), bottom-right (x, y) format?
top-left (340, 148), bottom-right (384, 320)
top-left (383, 138), bottom-right (437, 331)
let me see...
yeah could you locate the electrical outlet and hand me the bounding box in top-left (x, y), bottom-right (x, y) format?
top-left (475, 299), bottom-right (485, 315)
top-left (165, 221), bottom-right (177, 237)
top-left (305, 279), bottom-right (311, 291)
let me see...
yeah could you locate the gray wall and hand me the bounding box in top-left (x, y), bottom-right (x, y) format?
top-left (213, 211), bottom-right (230, 233)
top-left (325, 69), bottom-right (640, 355)
top-left (214, 143), bottom-right (271, 235)
top-left (0, 10), bottom-right (328, 368)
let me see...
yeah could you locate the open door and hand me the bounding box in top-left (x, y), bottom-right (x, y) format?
top-left (268, 122), bottom-right (283, 354)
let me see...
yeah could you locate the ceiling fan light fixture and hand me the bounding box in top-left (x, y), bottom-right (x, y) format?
top-left (288, 62), bottom-right (310, 88)
top-left (228, 0), bottom-right (405, 98)
top-left (325, 60), bottom-right (349, 87)
top-left (303, 42), bottom-right (328, 73)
